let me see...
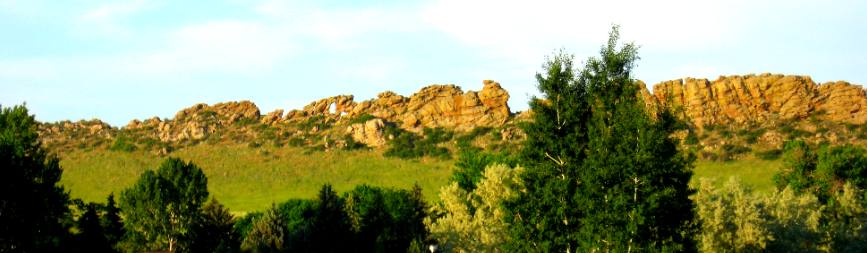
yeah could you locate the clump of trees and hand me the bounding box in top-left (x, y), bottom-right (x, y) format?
top-left (501, 26), bottom-right (696, 252)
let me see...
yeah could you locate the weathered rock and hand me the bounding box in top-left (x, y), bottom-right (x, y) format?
top-left (650, 73), bottom-right (867, 127)
top-left (297, 80), bottom-right (512, 132)
top-left (346, 118), bottom-right (387, 147)
top-left (261, 109), bottom-right (284, 125)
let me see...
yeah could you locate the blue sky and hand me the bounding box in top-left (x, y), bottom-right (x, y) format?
top-left (1, 0), bottom-right (865, 126)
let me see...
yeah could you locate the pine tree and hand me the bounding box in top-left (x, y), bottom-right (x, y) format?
top-left (76, 203), bottom-right (114, 253)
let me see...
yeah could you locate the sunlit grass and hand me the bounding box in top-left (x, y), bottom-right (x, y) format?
top-left (692, 158), bottom-right (783, 193)
top-left (60, 144), bottom-right (785, 213)
top-left (59, 145), bottom-right (453, 213)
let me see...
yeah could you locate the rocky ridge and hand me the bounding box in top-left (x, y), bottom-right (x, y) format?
top-left (37, 74), bottom-right (867, 154)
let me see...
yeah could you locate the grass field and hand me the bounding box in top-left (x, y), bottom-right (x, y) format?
top-left (59, 145), bottom-right (454, 213)
top-left (59, 145), bottom-right (784, 213)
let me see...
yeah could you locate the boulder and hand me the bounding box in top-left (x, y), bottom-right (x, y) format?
top-left (346, 118), bottom-right (387, 147)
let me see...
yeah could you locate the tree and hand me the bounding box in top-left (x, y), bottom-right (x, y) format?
top-left (190, 199), bottom-right (240, 253)
top-left (101, 193), bottom-right (124, 250)
top-left (309, 184), bottom-right (353, 252)
top-left (427, 164), bottom-right (524, 252)
top-left (0, 104), bottom-right (70, 252)
top-left (693, 178), bottom-right (771, 253)
top-left (119, 157), bottom-right (209, 252)
top-left (505, 47), bottom-right (590, 252)
top-left (75, 203), bottom-right (114, 253)
top-left (242, 205), bottom-right (289, 253)
top-left (344, 184), bottom-right (429, 252)
top-left (576, 26), bottom-right (695, 252)
top-left (505, 26), bottom-right (696, 252)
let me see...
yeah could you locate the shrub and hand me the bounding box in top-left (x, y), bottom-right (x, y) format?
top-left (683, 130), bottom-right (700, 145)
top-left (110, 135), bottom-right (137, 152)
top-left (455, 127), bottom-right (492, 148)
top-left (384, 127), bottom-right (453, 159)
top-left (348, 114), bottom-right (376, 125)
top-left (754, 148), bottom-right (783, 160)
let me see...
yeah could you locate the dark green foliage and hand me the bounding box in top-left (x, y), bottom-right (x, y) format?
top-left (505, 27), bottom-right (696, 252)
top-left (234, 212), bottom-right (263, 241)
top-left (73, 203), bottom-right (114, 253)
top-left (384, 127), bottom-right (452, 159)
top-left (719, 143), bottom-right (751, 161)
top-left (119, 157), bottom-right (209, 253)
top-left (0, 104), bottom-right (71, 252)
top-left (242, 206), bottom-right (289, 253)
top-left (741, 128), bottom-right (766, 144)
top-left (287, 137), bottom-right (305, 147)
top-left (773, 140), bottom-right (817, 194)
top-left (298, 115), bottom-right (332, 131)
top-left (683, 130), bottom-right (700, 145)
top-left (343, 184), bottom-right (428, 253)
top-left (190, 199), bottom-right (240, 253)
top-left (754, 148), bottom-right (783, 160)
top-left (349, 114), bottom-right (377, 125)
top-left (774, 141), bottom-right (867, 203)
top-left (101, 194), bottom-right (124, 250)
top-left (455, 127), bottom-right (492, 148)
top-left (451, 147), bottom-right (518, 191)
top-left (109, 134), bottom-right (137, 152)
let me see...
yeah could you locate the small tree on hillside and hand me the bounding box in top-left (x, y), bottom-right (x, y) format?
top-left (120, 158), bottom-right (209, 253)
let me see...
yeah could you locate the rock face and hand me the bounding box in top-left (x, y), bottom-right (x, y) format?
top-left (650, 74), bottom-right (867, 127)
top-left (287, 80), bottom-right (512, 131)
top-left (152, 101), bottom-right (261, 142)
top-left (346, 118), bottom-right (388, 147)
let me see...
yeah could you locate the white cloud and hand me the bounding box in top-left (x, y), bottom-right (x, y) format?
top-left (421, 0), bottom-right (749, 64)
top-left (127, 20), bottom-right (298, 75)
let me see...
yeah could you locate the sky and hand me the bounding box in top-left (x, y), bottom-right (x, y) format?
top-left (1, 0), bottom-right (865, 126)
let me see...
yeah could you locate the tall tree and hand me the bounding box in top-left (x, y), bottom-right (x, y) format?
top-left (190, 199), bottom-right (240, 253)
top-left (75, 203), bottom-right (114, 253)
top-left (506, 26), bottom-right (696, 252)
top-left (0, 104), bottom-right (70, 252)
top-left (504, 48), bottom-right (591, 252)
top-left (577, 26), bottom-right (695, 252)
top-left (101, 193), bottom-right (124, 250)
top-left (120, 158), bottom-right (209, 253)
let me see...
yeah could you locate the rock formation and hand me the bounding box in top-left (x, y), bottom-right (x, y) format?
top-left (650, 73), bottom-right (867, 127)
top-left (286, 80), bottom-right (512, 131)
top-left (346, 118), bottom-right (388, 147)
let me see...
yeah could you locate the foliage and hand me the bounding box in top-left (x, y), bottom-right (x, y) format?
top-left (343, 184), bottom-right (429, 253)
top-left (384, 127), bottom-right (453, 159)
top-left (349, 114), bottom-right (378, 125)
top-left (101, 194), bottom-right (124, 250)
top-left (694, 178), bottom-right (772, 252)
top-left (119, 157), bottom-right (209, 253)
top-left (190, 199), bottom-right (240, 253)
top-left (451, 147), bottom-right (518, 192)
top-left (505, 26), bottom-right (696, 252)
top-left (694, 177), bottom-right (867, 252)
top-left (427, 164), bottom-right (524, 252)
top-left (73, 203), bottom-right (115, 253)
top-left (242, 205), bottom-right (289, 252)
top-left (753, 148), bottom-right (783, 161)
top-left (773, 140), bottom-right (867, 202)
top-left (0, 104), bottom-right (71, 252)
top-left (109, 134), bottom-right (137, 152)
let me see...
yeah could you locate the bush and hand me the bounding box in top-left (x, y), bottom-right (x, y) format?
top-left (384, 127), bottom-right (453, 159)
top-left (287, 137), bottom-right (305, 147)
top-left (455, 127), bottom-right (492, 148)
top-left (348, 114), bottom-right (377, 125)
top-left (683, 131), bottom-right (700, 145)
top-left (741, 128), bottom-right (766, 144)
top-left (110, 135), bottom-right (137, 152)
top-left (754, 148), bottom-right (783, 160)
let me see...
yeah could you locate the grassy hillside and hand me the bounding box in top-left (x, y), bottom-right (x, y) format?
top-left (59, 145), bottom-right (454, 213)
top-left (59, 144), bottom-right (783, 213)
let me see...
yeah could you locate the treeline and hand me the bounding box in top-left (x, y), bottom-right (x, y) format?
top-left (4, 26), bottom-right (867, 253)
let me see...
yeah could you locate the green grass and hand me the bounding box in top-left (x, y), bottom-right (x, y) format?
top-left (692, 158), bottom-right (783, 193)
top-left (59, 144), bottom-right (786, 213)
top-left (59, 145), bottom-right (453, 213)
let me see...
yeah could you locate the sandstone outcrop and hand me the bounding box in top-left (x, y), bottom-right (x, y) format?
top-left (295, 80), bottom-right (511, 131)
top-left (144, 101), bottom-right (262, 142)
top-left (650, 73), bottom-right (867, 127)
top-left (346, 118), bottom-right (388, 147)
